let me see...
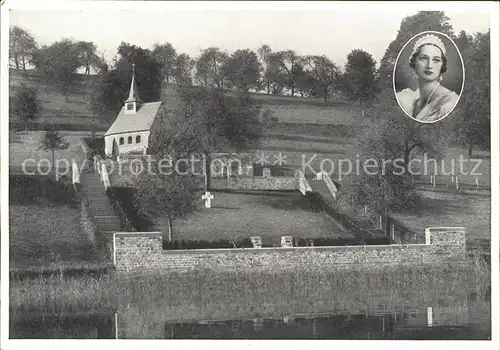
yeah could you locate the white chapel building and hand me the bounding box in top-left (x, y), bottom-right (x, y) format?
top-left (104, 66), bottom-right (163, 158)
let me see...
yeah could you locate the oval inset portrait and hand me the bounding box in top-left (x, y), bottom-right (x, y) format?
top-left (393, 31), bottom-right (465, 123)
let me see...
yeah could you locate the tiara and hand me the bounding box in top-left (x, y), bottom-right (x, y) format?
top-left (412, 34), bottom-right (447, 56)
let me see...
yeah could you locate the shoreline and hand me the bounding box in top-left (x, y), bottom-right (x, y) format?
top-left (9, 259), bottom-right (490, 314)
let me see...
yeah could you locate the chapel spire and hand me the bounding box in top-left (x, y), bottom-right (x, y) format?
top-left (124, 62), bottom-right (141, 114)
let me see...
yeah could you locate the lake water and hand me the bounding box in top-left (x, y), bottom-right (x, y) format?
top-left (10, 297), bottom-right (491, 340)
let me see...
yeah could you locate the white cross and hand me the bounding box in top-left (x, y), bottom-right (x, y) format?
top-left (202, 191), bottom-right (214, 208)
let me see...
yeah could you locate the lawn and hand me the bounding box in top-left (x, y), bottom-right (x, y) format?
top-left (259, 137), bottom-right (351, 154)
top-left (9, 130), bottom-right (101, 171)
top-left (389, 190), bottom-right (491, 247)
top-left (152, 190), bottom-right (349, 242)
top-left (411, 147), bottom-right (491, 187)
top-left (264, 103), bottom-right (359, 125)
top-left (9, 205), bottom-right (100, 270)
top-left (9, 175), bottom-right (101, 270)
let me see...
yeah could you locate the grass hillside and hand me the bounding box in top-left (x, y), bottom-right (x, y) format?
top-left (9, 69), bottom-right (360, 132)
top-left (9, 69), bottom-right (106, 130)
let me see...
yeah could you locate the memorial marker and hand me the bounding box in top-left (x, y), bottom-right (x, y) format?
top-left (202, 191), bottom-right (214, 208)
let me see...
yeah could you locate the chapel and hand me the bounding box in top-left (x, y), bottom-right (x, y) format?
top-left (104, 64), bottom-right (163, 158)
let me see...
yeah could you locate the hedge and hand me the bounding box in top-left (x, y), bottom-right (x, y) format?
top-left (294, 236), bottom-right (391, 247)
top-left (163, 238), bottom-right (254, 250)
top-left (162, 236), bottom-right (391, 250)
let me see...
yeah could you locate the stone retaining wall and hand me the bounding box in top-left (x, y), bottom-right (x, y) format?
top-left (211, 176), bottom-right (296, 190)
top-left (113, 227), bottom-right (467, 272)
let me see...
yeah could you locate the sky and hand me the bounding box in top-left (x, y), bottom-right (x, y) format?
top-left (8, 3), bottom-right (492, 68)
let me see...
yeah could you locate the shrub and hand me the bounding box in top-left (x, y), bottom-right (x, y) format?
top-left (81, 137), bottom-right (105, 158)
top-left (107, 187), bottom-right (151, 231)
top-left (10, 174), bottom-right (79, 206)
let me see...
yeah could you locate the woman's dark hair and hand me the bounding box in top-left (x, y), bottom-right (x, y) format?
top-left (409, 44), bottom-right (447, 74)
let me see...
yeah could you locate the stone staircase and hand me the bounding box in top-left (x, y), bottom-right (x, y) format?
top-left (308, 178), bottom-right (384, 237)
top-left (308, 179), bottom-right (331, 201)
top-left (79, 168), bottom-right (123, 234)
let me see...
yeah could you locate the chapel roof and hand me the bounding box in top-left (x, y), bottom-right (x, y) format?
top-left (104, 101), bottom-right (162, 136)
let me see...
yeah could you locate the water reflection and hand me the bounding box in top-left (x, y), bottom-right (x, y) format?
top-left (161, 308), bottom-right (489, 340)
top-left (10, 303), bottom-right (491, 340)
top-left (10, 314), bottom-right (115, 339)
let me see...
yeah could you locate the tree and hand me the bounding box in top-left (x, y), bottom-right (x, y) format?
top-left (378, 11), bottom-right (455, 88)
top-left (152, 42), bottom-right (178, 83)
top-left (172, 53), bottom-right (195, 87)
top-left (90, 42), bottom-right (163, 125)
top-left (295, 67), bottom-right (318, 98)
top-left (272, 50), bottom-right (303, 96)
top-left (305, 55), bottom-right (340, 102)
top-left (454, 30), bottom-right (490, 157)
top-left (344, 89), bottom-right (450, 215)
top-left (372, 88), bottom-right (449, 172)
top-left (455, 30), bottom-right (473, 53)
top-left (39, 130), bottom-right (70, 179)
top-left (158, 87), bottom-right (276, 192)
top-left (9, 26), bottom-right (37, 71)
top-left (76, 41), bottom-right (101, 75)
top-left (223, 49), bottom-right (261, 92)
top-left (257, 44), bottom-right (280, 94)
top-left (9, 84), bottom-right (42, 134)
top-left (114, 42), bottom-right (163, 101)
top-left (342, 49), bottom-right (378, 117)
top-left (195, 47), bottom-right (229, 89)
top-left (32, 39), bottom-right (82, 101)
top-left (133, 169), bottom-right (198, 244)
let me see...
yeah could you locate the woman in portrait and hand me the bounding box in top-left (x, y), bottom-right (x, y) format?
top-left (396, 34), bottom-right (460, 122)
